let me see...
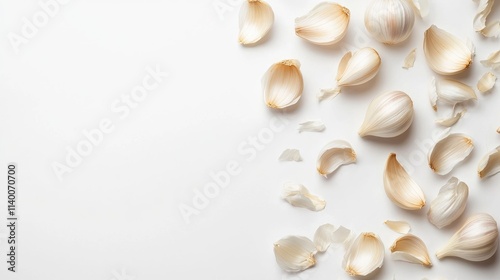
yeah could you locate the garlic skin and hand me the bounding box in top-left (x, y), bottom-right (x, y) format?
top-left (409, 0), bottom-right (429, 17)
top-left (435, 105), bottom-right (466, 127)
top-left (279, 149), bottom-right (302, 162)
top-left (436, 79), bottom-right (477, 105)
top-left (281, 183), bottom-right (326, 211)
top-left (364, 0), bottom-right (415, 44)
top-left (316, 140), bottom-right (356, 177)
top-left (342, 232), bottom-right (385, 277)
top-left (473, 0), bottom-right (500, 38)
top-left (436, 213), bottom-right (499, 262)
top-left (403, 48), bottom-right (417, 69)
top-left (385, 220), bottom-right (411, 234)
top-left (478, 145), bottom-right (500, 178)
top-left (480, 50), bottom-right (500, 70)
top-left (477, 72), bottom-right (496, 93)
top-left (384, 153), bottom-right (426, 210)
top-left (428, 133), bottom-right (474, 175)
top-left (429, 77), bottom-right (438, 111)
top-left (423, 25), bottom-right (473, 75)
top-left (390, 234), bottom-right (432, 266)
top-left (274, 235), bottom-right (317, 272)
top-left (238, 0), bottom-right (274, 45)
top-left (263, 59), bottom-right (303, 109)
top-left (295, 2), bottom-right (350, 45)
top-left (427, 177), bottom-right (469, 229)
top-left (298, 120), bottom-right (326, 133)
top-left (359, 91), bottom-right (414, 138)
top-left (314, 224), bottom-right (352, 252)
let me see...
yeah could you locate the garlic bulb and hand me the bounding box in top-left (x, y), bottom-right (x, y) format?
top-left (477, 72), bottom-right (496, 93)
top-left (384, 153), bottom-right (426, 210)
top-left (295, 2), bottom-right (350, 45)
top-left (385, 220), bottom-right (411, 234)
top-left (390, 234), bottom-right (432, 266)
top-left (342, 232), bottom-right (385, 277)
top-left (263, 59), bottom-right (303, 109)
top-left (281, 183), bottom-right (326, 211)
top-left (274, 235), bottom-right (317, 272)
top-left (427, 177), bottom-right (469, 229)
top-left (436, 213), bottom-right (499, 262)
top-left (359, 91), bottom-right (414, 138)
top-left (423, 25), bottom-right (473, 75)
top-left (435, 79), bottom-right (477, 105)
top-left (238, 0), bottom-right (274, 45)
top-left (316, 140), bottom-right (356, 177)
top-left (428, 133), bottom-right (474, 175)
top-left (478, 145), bottom-right (500, 178)
top-left (319, 47), bottom-right (381, 100)
top-left (364, 0), bottom-right (415, 44)
top-left (313, 223), bottom-right (352, 252)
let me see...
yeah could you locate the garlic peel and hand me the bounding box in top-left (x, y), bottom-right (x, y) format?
top-left (298, 120), bottom-right (326, 133)
top-left (278, 149), bottom-right (302, 162)
top-left (427, 177), bottom-right (469, 228)
top-left (385, 220), bottom-right (411, 234)
top-left (316, 140), bottom-right (356, 177)
top-left (314, 224), bottom-right (352, 252)
top-left (428, 133), bottom-right (474, 175)
top-left (263, 59), bottom-right (303, 109)
top-left (429, 77), bottom-right (438, 111)
top-left (435, 105), bottom-right (466, 127)
top-left (480, 50), bottom-right (500, 70)
top-left (342, 232), bottom-right (385, 277)
top-left (409, 0), bottom-right (429, 17)
top-left (274, 235), bottom-right (317, 272)
top-left (365, 0), bottom-right (415, 44)
top-left (403, 48), bottom-right (417, 69)
top-left (477, 72), bottom-right (496, 93)
top-left (239, 0), bottom-right (274, 45)
top-left (478, 145), bottom-right (500, 178)
top-left (390, 234), bottom-right (432, 266)
top-left (281, 183), bottom-right (325, 211)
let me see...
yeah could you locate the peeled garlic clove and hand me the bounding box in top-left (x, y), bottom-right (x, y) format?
top-left (409, 0), bottom-right (429, 17)
top-left (436, 79), bottom-right (477, 105)
top-left (238, 0), bottom-right (274, 45)
top-left (390, 234), bottom-right (432, 266)
top-left (279, 149), bottom-right (302, 162)
top-left (427, 177), bottom-right (469, 228)
top-left (298, 120), bottom-right (326, 133)
top-left (477, 72), bottom-right (496, 93)
top-left (423, 25), bottom-right (473, 75)
top-left (385, 220), bottom-right (411, 234)
top-left (428, 133), bottom-right (474, 175)
top-left (384, 153), bottom-right (426, 210)
top-left (359, 91), bottom-right (414, 138)
top-left (364, 0), bottom-right (415, 44)
top-left (436, 213), bottom-right (499, 261)
top-left (274, 235), bottom-right (317, 272)
top-left (403, 48), bottom-right (417, 69)
top-left (295, 2), bottom-right (350, 45)
top-left (480, 50), bottom-right (500, 70)
top-left (313, 224), bottom-right (352, 252)
top-left (281, 183), bottom-right (326, 211)
top-left (263, 59), bottom-right (303, 109)
top-left (478, 145), bottom-right (500, 178)
top-left (343, 232), bottom-right (385, 277)
top-left (429, 77), bottom-right (438, 111)
top-left (316, 140), bottom-right (356, 177)
top-left (435, 105), bottom-right (466, 127)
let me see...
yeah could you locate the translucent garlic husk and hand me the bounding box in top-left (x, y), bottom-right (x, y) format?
top-left (428, 133), bottom-right (474, 175)
top-left (364, 0), bottom-right (415, 44)
top-left (481, 50), bottom-right (500, 70)
top-left (274, 235), bottom-right (317, 272)
top-left (390, 234), bottom-right (432, 266)
top-left (385, 220), bottom-right (411, 234)
top-left (427, 177), bottom-right (469, 229)
top-left (477, 72), bottom-right (496, 93)
top-left (314, 223), bottom-right (352, 252)
top-left (238, 0), bottom-right (274, 45)
top-left (478, 145), bottom-right (500, 178)
top-left (403, 48), bottom-right (416, 69)
top-left (316, 140), bottom-right (356, 177)
top-left (262, 59), bottom-right (303, 109)
top-left (342, 232), bottom-right (385, 277)
top-left (281, 183), bottom-right (326, 211)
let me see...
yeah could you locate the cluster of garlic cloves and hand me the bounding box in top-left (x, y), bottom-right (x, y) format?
top-left (263, 59), bottom-right (303, 109)
top-left (427, 177), bottom-right (469, 228)
top-left (239, 0), bottom-right (274, 45)
top-left (316, 140), bottom-right (356, 177)
top-left (364, 0), bottom-right (415, 44)
top-left (342, 232), bottom-right (385, 277)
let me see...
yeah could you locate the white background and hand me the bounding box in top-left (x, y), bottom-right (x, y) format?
top-left (0, 0), bottom-right (500, 279)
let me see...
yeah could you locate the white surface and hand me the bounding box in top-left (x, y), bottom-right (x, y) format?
top-left (0, 0), bottom-right (499, 279)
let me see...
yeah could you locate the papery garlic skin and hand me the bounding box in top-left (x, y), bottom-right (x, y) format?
top-left (274, 235), bottom-right (317, 272)
top-left (436, 213), bottom-right (499, 262)
top-left (316, 140), bottom-right (356, 177)
top-left (436, 79), bottom-right (477, 105)
top-left (359, 91), bottom-right (414, 138)
top-left (239, 0), bottom-right (274, 45)
top-left (279, 149), bottom-right (302, 162)
top-left (435, 105), bottom-right (466, 127)
top-left (428, 177), bottom-right (469, 229)
top-left (480, 50), bottom-right (500, 70)
top-left (478, 146), bottom-right (500, 178)
top-left (409, 0), bottom-right (429, 17)
top-left (281, 183), bottom-right (326, 211)
top-left (477, 72), bottom-right (496, 93)
top-left (364, 0), bottom-right (415, 44)
top-left (263, 59), bottom-right (303, 109)
top-left (428, 133), bottom-right (474, 175)
top-left (295, 2), bottom-right (350, 45)
top-left (314, 224), bottom-right (352, 252)
top-left (403, 48), bottom-right (417, 69)
top-left (390, 234), bottom-right (432, 266)
top-left (385, 220), bottom-right (411, 234)
top-left (298, 120), bottom-right (326, 133)
top-left (343, 232), bottom-right (385, 277)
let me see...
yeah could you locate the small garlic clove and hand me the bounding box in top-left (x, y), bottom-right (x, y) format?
top-left (238, 0), bottom-right (274, 45)
top-left (263, 59), bottom-right (303, 109)
top-left (316, 140), bottom-right (356, 177)
top-left (342, 232), bottom-right (385, 277)
top-left (359, 91), bottom-right (414, 138)
top-left (435, 105), bottom-right (466, 127)
top-left (384, 153), bottom-right (426, 210)
top-left (436, 213), bottom-right (499, 262)
top-left (429, 77), bottom-right (438, 111)
top-left (427, 177), bottom-right (469, 228)
top-left (298, 120), bottom-right (326, 133)
top-left (403, 48), bottom-right (417, 69)
top-left (274, 235), bottom-right (317, 272)
top-left (390, 234), bottom-right (432, 266)
top-left (278, 149), bottom-right (302, 162)
top-left (482, 21), bottom-right (500, 37)
top-left (313, 224), bottom-right (352, 252)
top-left (480, 50), bottom-right (500, 70)
top-left (428, 133), bottom-right (474, 175)
top-left (281, 183), bottom-right (325, 211)
top-left (384, 220), bottom-right (411, 234)
top-left (365, 0), bottom-right (415, 45)
top-left (478, 145), bottom-right (500, 178)
top-left (409, 0), bottom-right (429, 17)
top-left (295, 2), bottom-right (350, 45)
top-left (436, 79), bottom-right (477, 105)
top-left (473, 0), bottom-right (494, 31)
top-left (423, 25), bottom-right (473, 75)
top-left (477, 72), bottom-right (496, 93)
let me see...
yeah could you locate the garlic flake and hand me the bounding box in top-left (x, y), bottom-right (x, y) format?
top-left (314, 224), bottom-right (352, 252)
top-left (435, 105), bottom-right (466, 127)
top-left (239, 0), bottom-right (274, 45)
top-left (263, 59), bottom-right (303, 109)
top-left (409, 0), bottom-right (429, 17)
top-left (279, 149), bottom-right (302, 162)
top-left (385, 220), bottom-right (411, 234)
top-left (477, 72), bottom-right (496, 93)
top-left (274, 235), bottom-right (317, 272)
top-left (316, 140), bottom-right (356, 177)
top-left (480, 50), bottom-right (500, 70)
top-left (403, 48), bottom-right (417, 69)
top-left (281, 183), bottom-right (326, 211)
top-left (343, 232), bottom-right (385, 277)
top-left (428, 177), bottom-right (469, 228)
top-left (298, 120), bottom-right (326, 133)
top-left (478, 145), bottom-right (500, 178)
top-left (365, 0), bottom-right (415, 44)
top-left (428, 133), bottom-right (474, 175)
top-left (390, 234), bottom-right (432, 266)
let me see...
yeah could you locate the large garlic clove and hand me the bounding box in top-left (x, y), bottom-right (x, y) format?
top-left (298, 120), bottom-right (326, 133)
top-left (390, 234), bottom-right (432, 266)
top-left (342, 232), bottom-right (385, 277)
top-left (428, 133), bottom-right (474, 175)
top-left (359, 91), bottom-right (414, 138)
top-left (427, 177), bottom-right (469, 228)
top-left (477, 72), bottom-right (496, 93)
top-left (478, 145), bottom-right (500, 178)
top-left (364, 0), bottom-right (415, 45)
top-left (314, 223), bottom-right (352, 252)
top-left (385, 220), bottom-right (411, 234)
top-left (480, 50), bottom-right (500, 70)
top-left (281, 183), bottom-right (326, 211)
top-left (316, 140), bottom-right (356, 177)
top-left (423, 25), bottom-right (473, 75)
top-left (436, 79), bottom-right (477, 105)
top-left (274, 235), bottom-right (317, 272)
top-left (295, 2), bottom-right (350, 45)
top-left (384, 153), bottom-right (426, 210)
top-left (263, 59), bottom-right (303, 109)
top-left (238, 0), bottom-right (274, 45)
top-left (436, 213), bottom-right (499, 262)
top-left (403, 48), bottom-right (417, 69)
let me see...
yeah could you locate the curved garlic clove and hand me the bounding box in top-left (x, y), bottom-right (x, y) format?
top-left (281, 183), bottom-right (326, 211)
top-left (428, 133), bottom-right (474, 175)
top-left (436, 213), bottom-right (499, 262)
top-left (423, 25), bottom-right (473, 75)
top-left (316, 140), bottom-right (356, 177)
top-left (359, 91), bottom-right (414, 138)
top-left (403, 48), bottom-right (417, 69)
top-left (427, 177), bottom-right (469, 228)
top-left (390, 234), bottom-right (432, 266)
top-left (342, 232), bottom-right (385, 277)
top-left (364, 0), bottom-right (415, 45)
top-left (385, 220), bottom-right (411, 234)
top-left (274, 235), bottom-right (317, 272)
top-left (436, 79), bottom-right (477, 105)
top-left (477, 72), bottom-right (496, 93)
top-left (478, 145), bottom-right (500, 178)
top-left (295, 2), bottom-right (350, 45)
top-left (480, 50), bottom-right (500, 70)
top-left (238, 0), bottom-right (274, 45)
top-left (263, 59), bottom-right (303, 109)
top-left (384, 153), bottom-right (426, 210)
top-left (409, 0), bottom-right (429, 17)
top-left (313, 224), bottom-right (352, 252)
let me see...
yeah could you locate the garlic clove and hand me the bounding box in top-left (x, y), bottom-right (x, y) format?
top-left (295, 2), bottom-right (350, 45)
top-left (436, 213), bottom-right (499, 262)
top-left (435, 105), bottom-right (466, 127)
top-left (478, 145), bottom-right (500, 178)
top-left (298, 120), bottom-right (326, 133)
top-left (359, 91), bottom-right (414, 138)
top-left (316, 140), bottom-right (356, 177)
top-left (281, 183), bottom-right (326, 211)
top-left (390, 234), bottom-right (432, 266)
top-left (427, 177), bottom-right (469, 228)
top-left (436, 79), bottom-right (477, 105)
top-left (409, 0), bottom-right (429, 17)
top-left (403, 48), bottom-right (417, 69)
top-left (477, 72), bottom-right (496, 93)
top-left (313, 224), bottom-right (352, 252)
top-left (342, 232), bottom-right (385, 277)
top-left (263, 59), bottom-right (303, 109)
top-left (384, 153), bottom-right (426, 210)
top-left (482, 21), bottom-right (500, 37)
top-left (385, 220), bottom-right (411, 234)
top-left (423, 25), bottom-right (473, 75)
top-left (238, 0), bottom-right (274, 45)
top-left (429, 77), bottom-right (438, 111)
top-left (480, 50), bottom-right (500, 70)
top-left (274, 235), bottom-right (317, 272)
top-left (428, 133), bottom-right (474, 175)
top-left (278, 149), bottom-right (302, 162)
top-left (365, 0), bottom-right (415, 45)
